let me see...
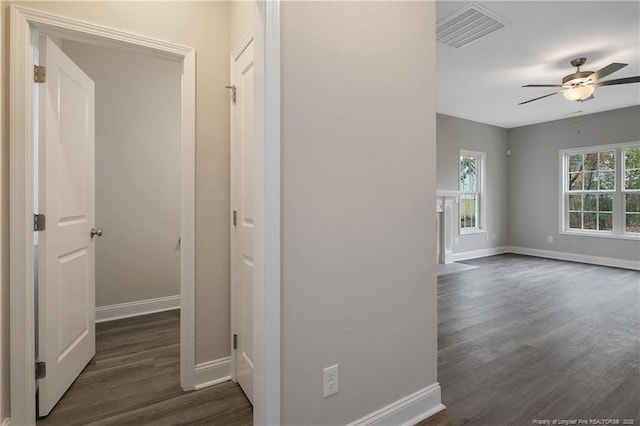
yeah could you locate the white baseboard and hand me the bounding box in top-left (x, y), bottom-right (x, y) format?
top-left (506, 246), bottom-right (640, 271)
top-left (348, 382), bottom-right (445, 426)
top-left (452, 246), bottom-right (507, 262)
top-left (95, 295), bottom-right (181, 323)
top-left (194, 356), bottom-right (232, 390)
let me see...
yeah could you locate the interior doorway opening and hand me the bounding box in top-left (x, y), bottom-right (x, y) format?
top-left (10, 5), bottom-right (280, 425)
top-left (32, 33), bottom-right (185, 419)
top-left (9, 7), bottom-right (197, 425)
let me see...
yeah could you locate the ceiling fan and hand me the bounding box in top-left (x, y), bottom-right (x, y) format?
top-left (518, 58), bottom-right (640, 105)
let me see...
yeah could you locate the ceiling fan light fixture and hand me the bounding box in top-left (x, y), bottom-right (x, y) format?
top-left (562, 85), bottom-right (595, 102)
top-left (519, 58), bottom-right (639, 106)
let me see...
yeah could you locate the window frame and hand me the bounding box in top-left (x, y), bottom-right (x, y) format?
top-left (459, 149), bottom-right (486, 235)
top-left (559, 141), bottom-right (640, 240)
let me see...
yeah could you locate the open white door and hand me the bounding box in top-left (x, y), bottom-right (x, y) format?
top-left (231, 37), bottom-right (255, 404)
top-left (37, 36), bottom-right (96, 417)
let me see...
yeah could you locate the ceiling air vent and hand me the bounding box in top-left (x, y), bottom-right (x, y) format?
top-left (437, 3), bottom-right (509, 49)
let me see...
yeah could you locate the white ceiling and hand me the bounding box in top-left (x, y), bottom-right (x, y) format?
top-left (436, 1), bottom-right (640, 129)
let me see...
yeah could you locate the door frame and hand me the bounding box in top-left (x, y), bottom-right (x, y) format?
top-left (9, 6), bottom-right (197, 425)
top-left (254, 2), bottom-right (282, 424)
top-left (9, 3), bottom-right (282, 425)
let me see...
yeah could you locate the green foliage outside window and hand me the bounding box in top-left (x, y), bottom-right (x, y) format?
top-left (460, 155), bottom-right (479, 229)
top-left (566, 146), bottom-right (640, 234)
top-left (625, 148), bottom-right (640, 232)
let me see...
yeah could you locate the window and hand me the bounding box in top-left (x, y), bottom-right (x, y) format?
top-left (459, 150), bottom-right (485, 233)
top-left (566, 150), bottom-right (615, 231)
top-left (624, 147), bottom-right (640, 233)
top-left (561, 142), bottom-right (640, 238)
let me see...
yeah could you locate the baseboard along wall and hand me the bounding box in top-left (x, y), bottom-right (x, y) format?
top-left (452, 246), bottom-right (507, 262)
top-left (194, 357), bottom-right (232, 390)
top-left (451, 245), bottom-right (639, 270)
top-left (506, 246), bottom-right (640, 271)
top-left (95, 295), bottom-right (181, 323)
top-left (348, 383), bottom-right (444, 426)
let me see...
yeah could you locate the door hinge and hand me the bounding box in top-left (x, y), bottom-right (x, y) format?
top-left (233, 334), bottom-right (238, 350)
top-left (35, 362), bottom-right (46, 379)
top-left (233, 210), bottom-right (237, 227)
top-left (34, 65), bottom-right (46, 83)
top-left (225, 85), bottom-right (236, 103)
top-left (34, 214), bottom-right (46, 231)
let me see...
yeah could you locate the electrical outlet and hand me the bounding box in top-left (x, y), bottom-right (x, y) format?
top-left (323, 364), bottom-right (339, 398)
top-left (492, 233), bottom-right (497, 241)
top-left (548, 236), bottom-right (553, 243)
top-left (454, 237), bottom-right (460, 245)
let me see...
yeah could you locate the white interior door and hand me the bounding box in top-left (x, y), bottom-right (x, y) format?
top-left (37, 36), bottom-right (96, 417)
top-left (231, 38), bottom-right (255, 404)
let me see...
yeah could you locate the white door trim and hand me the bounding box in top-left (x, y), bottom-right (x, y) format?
top-left (9, 6), bottom-right (196, 425)
top-left (254, 1), bottom-right (281, 425)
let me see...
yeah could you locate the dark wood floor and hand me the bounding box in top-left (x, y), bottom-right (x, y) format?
top-left (421, 254), bottom-right (640, 426)
top-left (37, 310), bottom-right (253, 426)
top-left (37, 255), bottom-right (639, 425)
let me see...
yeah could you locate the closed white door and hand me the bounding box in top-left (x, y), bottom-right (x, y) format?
top-left (231, 38), bottom-right (255, 404)
top-left (37, 36), bottom-right (96, 417)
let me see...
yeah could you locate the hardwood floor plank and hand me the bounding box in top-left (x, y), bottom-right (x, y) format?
top-left (88, 382), bottom-right (252, 426)
top-left (420, 254), bottom-right (640, 426)
top-left (37, 255), bottom-right (639, 425)
top-left (37, 310), bottom-right (252, 426)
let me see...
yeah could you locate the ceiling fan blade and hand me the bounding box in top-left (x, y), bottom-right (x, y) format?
top-left (586, 63), bottom-right (627, 82)
top-left (518, 92), bottom-right (560, 105)
top-left (593, 76), bottom-right (640, 86)
top-left (523, 84), bottom-right (563, 87)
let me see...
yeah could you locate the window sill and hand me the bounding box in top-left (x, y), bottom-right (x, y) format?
top-left (560, 230), bottom-right (640, 241)
top-left (460, 228), bottom-right (485, 235)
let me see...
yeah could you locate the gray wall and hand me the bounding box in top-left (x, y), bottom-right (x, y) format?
top-left (508, 106), bottom-right (640, 262)
top-left (437, 114), bottom-right (510, 253)
top-left (280, 2), bottom-right (438, 424)
top-left (62, 41), bottom-right (181, 308)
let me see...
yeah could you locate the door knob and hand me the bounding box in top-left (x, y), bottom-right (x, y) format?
top-left (90, 228), bottom-right (103, 238)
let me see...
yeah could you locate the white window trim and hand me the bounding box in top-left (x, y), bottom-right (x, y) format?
top-left (559, 141), bottom-right (640, 240)
top-left (459, 149), bottom-right (486, 235)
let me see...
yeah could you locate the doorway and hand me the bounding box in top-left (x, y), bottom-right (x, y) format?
top-left (61, 40), bottom-right (183, 328)
top-left (9, 7), bottom-right (197, 425)
top-left (33, 34), bottom-right (184, 418)
top-left (9, 5), bottom-right (281, 425)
